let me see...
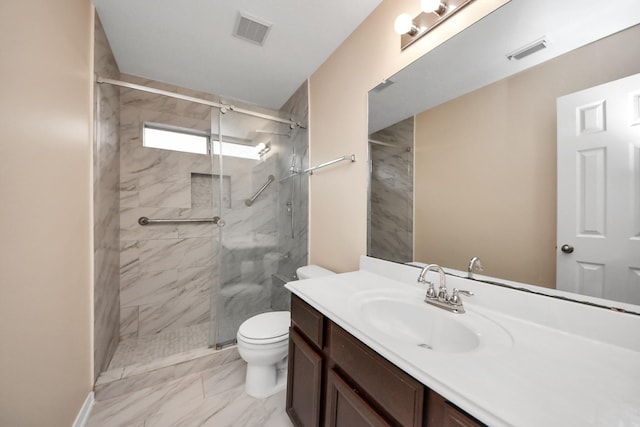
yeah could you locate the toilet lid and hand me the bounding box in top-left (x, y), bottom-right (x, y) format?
top-left (238, 311), bottom-right (290, 341)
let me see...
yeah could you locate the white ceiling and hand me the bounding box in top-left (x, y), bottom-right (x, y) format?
top-left (93, 0), bottom-right (383, 110)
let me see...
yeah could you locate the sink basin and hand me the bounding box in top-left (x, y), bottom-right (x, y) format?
top-left (358, 297), bottom-right (480, 353)
top-left (351, 290), bottom-right (512, 355)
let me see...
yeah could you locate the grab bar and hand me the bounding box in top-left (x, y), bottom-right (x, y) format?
top-left (245, 175), bottom-right (275, 206)
top-left (304, 154), bottom-right (355, 175)
top-left (138, 216), bottom-right (221, 225)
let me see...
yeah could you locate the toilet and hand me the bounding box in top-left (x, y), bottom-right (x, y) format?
top-left (236, 264), bottom-right (335, 398)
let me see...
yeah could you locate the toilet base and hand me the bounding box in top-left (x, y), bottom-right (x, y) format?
top-left (244, 358), bottom-right (287, 399)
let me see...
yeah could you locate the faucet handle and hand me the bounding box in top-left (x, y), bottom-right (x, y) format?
top-left (424, 281), bottom-right (437, 300)
top-left (437, 286), bottom-right (449, 302)
top-left (448, 288), bottom-right (474, 305)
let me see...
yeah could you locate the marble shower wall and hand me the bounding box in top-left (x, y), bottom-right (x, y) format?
top-left (118, 75), bottom-right (285, 342)
top-left (119, 75), bottom-right (218, 340)
top-left (368, 117), bottom-right (414, 263)
top-left (94, 13), bottom-right (121, 380)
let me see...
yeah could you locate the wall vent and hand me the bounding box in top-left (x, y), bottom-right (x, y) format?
top-left (234, 13), bottom-right (272, 46)
top-left (506, 37), bottom-right (549, 61)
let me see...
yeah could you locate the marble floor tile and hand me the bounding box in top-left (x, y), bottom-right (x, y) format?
top-left (96, 364), bottom-right (176, 401)
top-left (88, 359), bottom-right (293, 427)
top-left (96, 346), bottom-right (240, 402)
top-left (143, 384), bottom-right (293, 427)
top-left (262, 391), bottom-right (294, 427)
top-left (143, 385), bottom-right (247, 426)
top-left (87, 372), bottom-right (204, 427)
top-left (201, 359), bottom-right (246, 396)
top-left (173, 347), bottom-right (239, 379)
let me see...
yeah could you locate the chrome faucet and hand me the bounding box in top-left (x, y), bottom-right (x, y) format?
top-left (417, 263), bottom-right (473, 314)
top-left (467, 256), bottom-right (483, 279)
top-left (417, 264), bottom-right (446, 300)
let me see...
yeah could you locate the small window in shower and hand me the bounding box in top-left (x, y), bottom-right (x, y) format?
top-left (143, 122), bottom-right (265, 160)
top-left (143, 123), bottom-right (209, 155)
top-left (211, 141), bottom-right (261, 160)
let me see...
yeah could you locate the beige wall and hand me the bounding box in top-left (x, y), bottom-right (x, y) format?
top-left (414, 24), bottom-right (640, 287)
top-left (308, 0), bottom-right (510, 272)
top-left (0, 0), bottom-right (94, 425)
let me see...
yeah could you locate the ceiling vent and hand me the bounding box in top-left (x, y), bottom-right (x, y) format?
top-left (234, 13), bottom-right (272, 46)
top-left (506, 37), bottom-right (549, 61)
top-left (372, 79), bottom-right (395, 93)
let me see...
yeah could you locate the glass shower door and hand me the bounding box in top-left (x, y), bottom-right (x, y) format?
top-left (211, 109), bottom-right (283, 347)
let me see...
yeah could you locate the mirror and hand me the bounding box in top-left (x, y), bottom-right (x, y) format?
top-left (367, 0), bottom-right (640, 307)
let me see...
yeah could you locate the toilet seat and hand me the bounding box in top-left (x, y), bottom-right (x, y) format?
top-left (237, 311), bottom-right (290, 345)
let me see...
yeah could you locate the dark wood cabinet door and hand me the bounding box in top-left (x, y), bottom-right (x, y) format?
top-left (325, 369), bottom-right (391, 427)
top-left (286, 328), bottom-right (323, 427)
top-left (442, 404), bottom-right (482, 427)
top-left (427, 390), bottom-right (484, 427)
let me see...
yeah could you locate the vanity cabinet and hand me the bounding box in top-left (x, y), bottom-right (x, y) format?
top-left (286, 294), bottom-right (484, 427)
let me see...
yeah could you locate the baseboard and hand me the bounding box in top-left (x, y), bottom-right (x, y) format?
top-left (72, 392), bottom-right (94, 427)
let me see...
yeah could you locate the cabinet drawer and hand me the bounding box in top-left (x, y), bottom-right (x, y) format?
top-left (291, 294), bottom-right (324, 348)
top-left (329, 322), bottom-right (424, 427)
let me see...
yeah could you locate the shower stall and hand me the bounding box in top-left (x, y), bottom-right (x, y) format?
top-left (94, 75), bottom-right (309, 375)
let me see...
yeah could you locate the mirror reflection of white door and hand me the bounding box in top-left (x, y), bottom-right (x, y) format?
top-left (557, 73), bottom-right (640, 304)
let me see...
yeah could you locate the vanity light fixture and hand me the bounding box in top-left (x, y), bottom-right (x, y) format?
top-left (394, 0), bottom-right (474, 50)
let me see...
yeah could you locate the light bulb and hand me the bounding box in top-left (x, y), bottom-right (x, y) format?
top-left (255, 142), bottom-right (266, 151)
top-left (421, 0), bottom-right (441, 12)
top-left (394, 13), bottom-right (414, 35)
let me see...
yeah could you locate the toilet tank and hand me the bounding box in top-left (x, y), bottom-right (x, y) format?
top-left (296, 265), bottom-right (335, 280)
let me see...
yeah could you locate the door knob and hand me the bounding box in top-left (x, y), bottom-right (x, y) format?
top-left (561, 244), bottom-right (574, 254)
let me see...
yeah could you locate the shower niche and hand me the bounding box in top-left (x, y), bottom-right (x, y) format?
top-left (191, 173), bottom-right (231, 209)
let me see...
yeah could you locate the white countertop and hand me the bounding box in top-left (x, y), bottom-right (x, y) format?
top-left (285, 257), bottom-right (640, 427)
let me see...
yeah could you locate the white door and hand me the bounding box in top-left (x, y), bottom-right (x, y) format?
top-left (557, 73), bottom-right (640, 304)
